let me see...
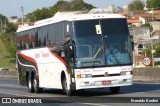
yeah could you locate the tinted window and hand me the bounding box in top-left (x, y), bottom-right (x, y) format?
top-left (41, 26), bottom-right (48, 46)
top-left (29, 29), bottom-right (36, 48)
top-left (48, 24), bottom-right (56, 46)
top-left (38, 28), bottom-right (42, 47)
top-left (35, 29), bottom-right (39, 47)
top-left (55, 22), bottom-right (64, 43)
top-left (101, 19), bottom-right (129, 35)
top-left (21, 31), bottom-right (29, 49)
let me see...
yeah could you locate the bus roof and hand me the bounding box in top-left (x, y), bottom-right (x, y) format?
top-left (16, 11), bottom-right (125, 33)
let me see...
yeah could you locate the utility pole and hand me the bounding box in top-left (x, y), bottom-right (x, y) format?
top-left (21, 6), bottom-right (24, 25)
top-left (151, 39), bottom-right (155, 67)
top-left (151, 8), bottom-right (154, 21)
top-left (0, 20), bottom-right (2, 32)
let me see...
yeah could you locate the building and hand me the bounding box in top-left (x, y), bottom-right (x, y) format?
top-left (118, 9), bottom-right (160, 67)
top-left (8, 16), bottom-right (18, 23)
top-left (107, 5), bottom-right (115, 13)
top-left (123, 6), bottom-right (128, 12)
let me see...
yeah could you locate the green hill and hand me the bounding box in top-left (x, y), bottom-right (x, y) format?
top-left (0, 38), bottom-right (15, 70)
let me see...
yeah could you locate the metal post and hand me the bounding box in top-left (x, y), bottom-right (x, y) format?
top-left (21, 6), bottom-right (24, 25)
top-left (133, 41), bottom-right (137, 68)
top-left (0, 20), bottom-right (2, 32)
top-left (151, 39), bottom-right (154, 67)
top-left (152, 8), bottom-right (154, 21)
top-left (134, 49), bottom-right (136, 68)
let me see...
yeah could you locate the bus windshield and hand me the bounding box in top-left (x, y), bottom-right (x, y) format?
top-left (73, 19), bottom-right (133, 68)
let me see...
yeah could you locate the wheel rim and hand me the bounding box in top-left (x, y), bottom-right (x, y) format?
top-left (64, 79), bottom-right (68, 92)
top-left (28, 79), bottom-right (31, 89)
top-left (33, 78), bottom-right (37, 89)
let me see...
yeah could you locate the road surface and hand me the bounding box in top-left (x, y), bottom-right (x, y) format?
top-left (0, 78), bottom-right (160, 106)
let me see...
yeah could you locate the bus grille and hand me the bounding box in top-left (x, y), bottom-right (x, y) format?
top-left (92, 74), bottom-right (121, 77)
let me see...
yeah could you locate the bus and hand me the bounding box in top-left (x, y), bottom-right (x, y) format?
top-left (16, 11), bottom-right (133, 96)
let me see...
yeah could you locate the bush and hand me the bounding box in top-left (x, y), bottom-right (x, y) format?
top-left (0, 32), bottom-right (16, 59)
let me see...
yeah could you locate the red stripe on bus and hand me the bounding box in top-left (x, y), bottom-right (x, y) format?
top-left (48, 48), bottom-right (68, 73)
top-left (19, 51), bottom-right (39, 72)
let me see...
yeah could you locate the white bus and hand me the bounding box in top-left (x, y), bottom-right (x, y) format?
top-left (16, 11), bottom-right (133, 96)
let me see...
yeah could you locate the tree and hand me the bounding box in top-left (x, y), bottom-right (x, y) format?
top-left (26, 0), bottom-right (95, 22)
top-left (70, 0), bottom-right (94, 10)
top-left (0, 14), bottom-right (7, 23)
top-left (5, 23), bottom-right (18, 33)
top-left (140, 23), bottom-right (153, 32)
top-left (128, 1), bottom-right (145, 11)
top-left (0, 32), bottom-right (16, 59)
top-left (130, 24), bottom-right (137, 29)
top-left (49, 0), bottom-right (69, 15)
top-left (147, 0), bottom-right (160, 9)
top-left (0, 14), bottom-right (8, 33)
top-left (26, 8), bottom-right (52, 22)
top-left (116, 6), bottom-right (123, 12)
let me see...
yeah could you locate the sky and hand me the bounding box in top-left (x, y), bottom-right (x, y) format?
top-left (0, 0), bottom-right (147, 18)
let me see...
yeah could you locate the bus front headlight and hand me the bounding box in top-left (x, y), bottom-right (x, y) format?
top-left (82, 74), bottom-right (92, 78)
top-left (121, 71), bottom-right (133, 75)
top-left (77, 74), bottom-right (92, 78)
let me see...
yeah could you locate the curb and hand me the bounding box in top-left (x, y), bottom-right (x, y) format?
top-left (0, 71), bottom-right (18, 79)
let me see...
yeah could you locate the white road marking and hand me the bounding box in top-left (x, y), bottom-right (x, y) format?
top-left (133, 82), bottom-right (160, 84)
top-left (79, 103), bottom-right (110, 106)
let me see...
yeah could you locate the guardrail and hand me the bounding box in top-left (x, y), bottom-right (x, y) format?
top-left (0, 70), bottom-right (18, 78)
top-left (133, 67), bottom-right (160, 83)
top-left (0, 68), bottom-right (160, 83)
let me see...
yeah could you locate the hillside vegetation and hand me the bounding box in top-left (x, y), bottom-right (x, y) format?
top-left (0, 38), bottom-right (15, 69)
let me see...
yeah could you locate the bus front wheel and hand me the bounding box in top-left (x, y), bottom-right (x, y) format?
top-left (62, 77), bottom-right (73, 96)
top-left (109, 87), bottom-right (120, 94)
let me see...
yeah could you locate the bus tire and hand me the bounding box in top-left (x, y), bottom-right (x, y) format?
top-left (28, 74), bottom-right (34, 93)
top-left (62, 77), bottom-right (73, 96)
top-left (33, 75), bottom-right (43, 93)
top-left (109, 87), bottom-right (120, 94)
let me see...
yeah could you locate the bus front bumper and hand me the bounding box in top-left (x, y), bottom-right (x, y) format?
top-left (75, 75), bottom-right (133, 90)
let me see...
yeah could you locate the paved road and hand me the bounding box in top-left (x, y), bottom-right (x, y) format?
top-left (0, 78), bottom-right (160, 106)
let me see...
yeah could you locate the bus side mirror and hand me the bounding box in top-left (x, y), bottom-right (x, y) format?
top-left (69, 46), bottom-right (74, 58)
top-left (64, 35), bottom-right (71, 44)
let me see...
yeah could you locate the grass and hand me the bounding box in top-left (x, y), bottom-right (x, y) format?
top-left (0, 38), bottom-right (15, 70)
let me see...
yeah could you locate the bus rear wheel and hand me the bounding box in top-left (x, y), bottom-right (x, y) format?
top-left (28, 74), bottom-right (34, 93)
top-left (33, 76), bottom-right (43, 93)
top-left (109, 87), bottom-right (120, 94)
top-left (62, 77), bottom-right (74, 96)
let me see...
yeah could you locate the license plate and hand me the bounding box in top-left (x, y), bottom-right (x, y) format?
top-left (102, 80), bottom-right (111, 85)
